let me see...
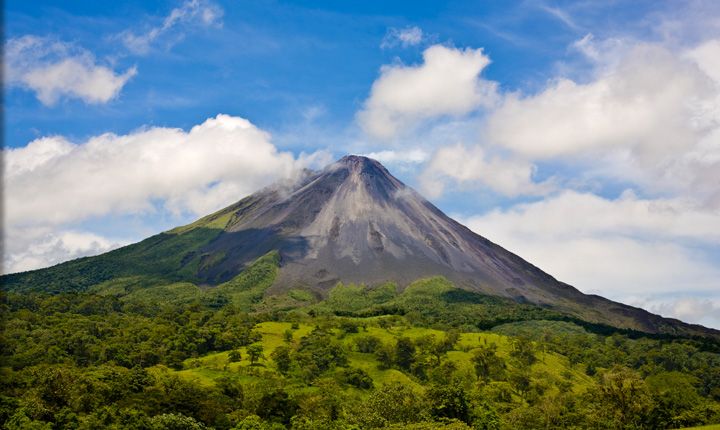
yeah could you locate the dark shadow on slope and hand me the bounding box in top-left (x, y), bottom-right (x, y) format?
top-left (195, 228), bottom-right (310, 286)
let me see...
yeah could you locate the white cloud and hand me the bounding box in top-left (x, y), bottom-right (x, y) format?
top-left (3, 115), bottom-right (336, 274)
top-left (360, 36), bottom-right (720, 205)
top-left (357, 44), bottom-right (498, 139)
top-left (650, 297), bottom-right (720, 328)
top-left (119, 0), bottom-right (224, 55)
top-left (684, 39), bottom-right (720, 91)
top-left (4, 114), bottom-right (305, 230)
top-left (363, 149), bottom-right (428, 165)
top-left (381, 26), bottom-right (424, 49)
top-left (420, 142), bottom-right (554, 198)
top-left (4, 228), bottom-right (129, 274)
top-left (488, 44), bottom-right (714, 158)
top-left (459, 191), bottom-right (720, 299)
top-left (4, 36), bottom-right (137, 106)
top-left (571, 33), bottom-right (630, 75)
top-left (486, 40), bottom-right (720, 206)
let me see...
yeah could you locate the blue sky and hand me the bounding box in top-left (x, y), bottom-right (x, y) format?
top-left (5, 0), bottom-right (720, 329)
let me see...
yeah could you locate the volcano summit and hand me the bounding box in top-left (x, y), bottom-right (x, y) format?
top-left (4, 155), bottom-right (719, 339)
top-left (196, 155), bottom-right (559, 298)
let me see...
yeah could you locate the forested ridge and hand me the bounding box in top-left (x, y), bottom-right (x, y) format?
top-left (2, 290), bottom-right (720, 430)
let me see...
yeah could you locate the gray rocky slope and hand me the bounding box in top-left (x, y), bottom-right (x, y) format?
top-left (193, 155), bottom-right (717, 336)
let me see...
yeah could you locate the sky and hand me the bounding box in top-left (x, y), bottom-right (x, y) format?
top-left (4, 0), bottom-right (720, 329)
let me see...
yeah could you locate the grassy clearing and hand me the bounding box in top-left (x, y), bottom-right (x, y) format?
top-left (157, 314), bottom-right (599, 409)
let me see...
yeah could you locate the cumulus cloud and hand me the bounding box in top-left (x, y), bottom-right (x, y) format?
top-left (4, 114), bottom-right (302, 228)
top-left (3, 114), bottom-right (332, 273)
top-left (119, 0), bottom-right (224, 55)
top-left (420, 142), bottom-right (554, 198)
top-left (488, 44), bottom-right (713, 158)
top-left (4, 36), bottom-right (137, 106)
top-left (357, 45), bottom-right (498, 139)
top-left (487, 40), bottom-right (720, 206)
top-left (459, 190), bottom-right (720, 298)
top-left (380, 26), bottom-right (424, 49)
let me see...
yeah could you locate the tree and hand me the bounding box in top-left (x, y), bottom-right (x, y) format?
top-left (293, 331), bottom-right (348, 379)
top-left (151, 413), bottom-right (209, 429)
top-left (215, 376), bottom-right (244, 403)
top-left (427, 385), bottom-right (470, 424)
top-left (246, 344), bottom-right (264, 365)
top-left (414, 334), bottom-right (449, 366)
top-left (3, 409), bottom-right (53, 430)
top-left (165, 350), bottom-right (187, 370)
top-left (429, 360), bottom-right (458, 385)
top-left (591, 365), bottom-right (650, 429)
top-left (270, 346), bottom-right (292, 374)
top-left (339, 367), bottom-right (373, 389)
top-left (645, 371), bottom-right (704, 429)
top-left (510, 336), bottom-right (536, 368)
top-left (509, 368), bottom-right (532, 399)
top-left (443, 329), bottom-right (461, 350)
top-left (125, 366), bottom-right (154, 393)
top-left (256, 389), bottom-right (298, 426)
top-left (471, 400), bottom-right (503, 430)
top-left (355, 336), bottom-right (381, 353)
top-left (228, 350), bottom-right (242, 363)
top-left (374, 344), bottom-right (393, 370)
top-left (354, 382), bottom-right (427, 428)
top-left (430, 340), bottom-right (452, 366)
top-left (471, 343), bottom-right (504, 385)
top-left (339, 320), bottom-right (359, 334)
top-left (35, 366), bottom-right (76, 412)
top-left (394, 337), bottom-right (416, 370)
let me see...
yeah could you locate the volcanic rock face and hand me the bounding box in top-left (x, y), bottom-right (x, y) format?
top-left (198, 156), bottom-right (566, 305)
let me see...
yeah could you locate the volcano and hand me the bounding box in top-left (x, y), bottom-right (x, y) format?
top-left (4, 155), bottom-right (719, 338)
top-left (197, 155), bottom-right (562, 299)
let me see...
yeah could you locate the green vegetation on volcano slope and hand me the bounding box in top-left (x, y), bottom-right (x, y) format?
top-left (3, 291), bottom-right (720, 429)
top-left (310, 279), bottom-right (720, 348)
top-left (314, 277), bottom-right (568, 329)
top-left (1, 229), bottom-right (225, 295)
top-left (7, 251), bottom-right (719, 351)
top-left (0, 202), bottom-right (250, 295)
top-left (82, 251), bottom-right (281, 311)
top-left (202, 251), bottom-right (280, 312)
